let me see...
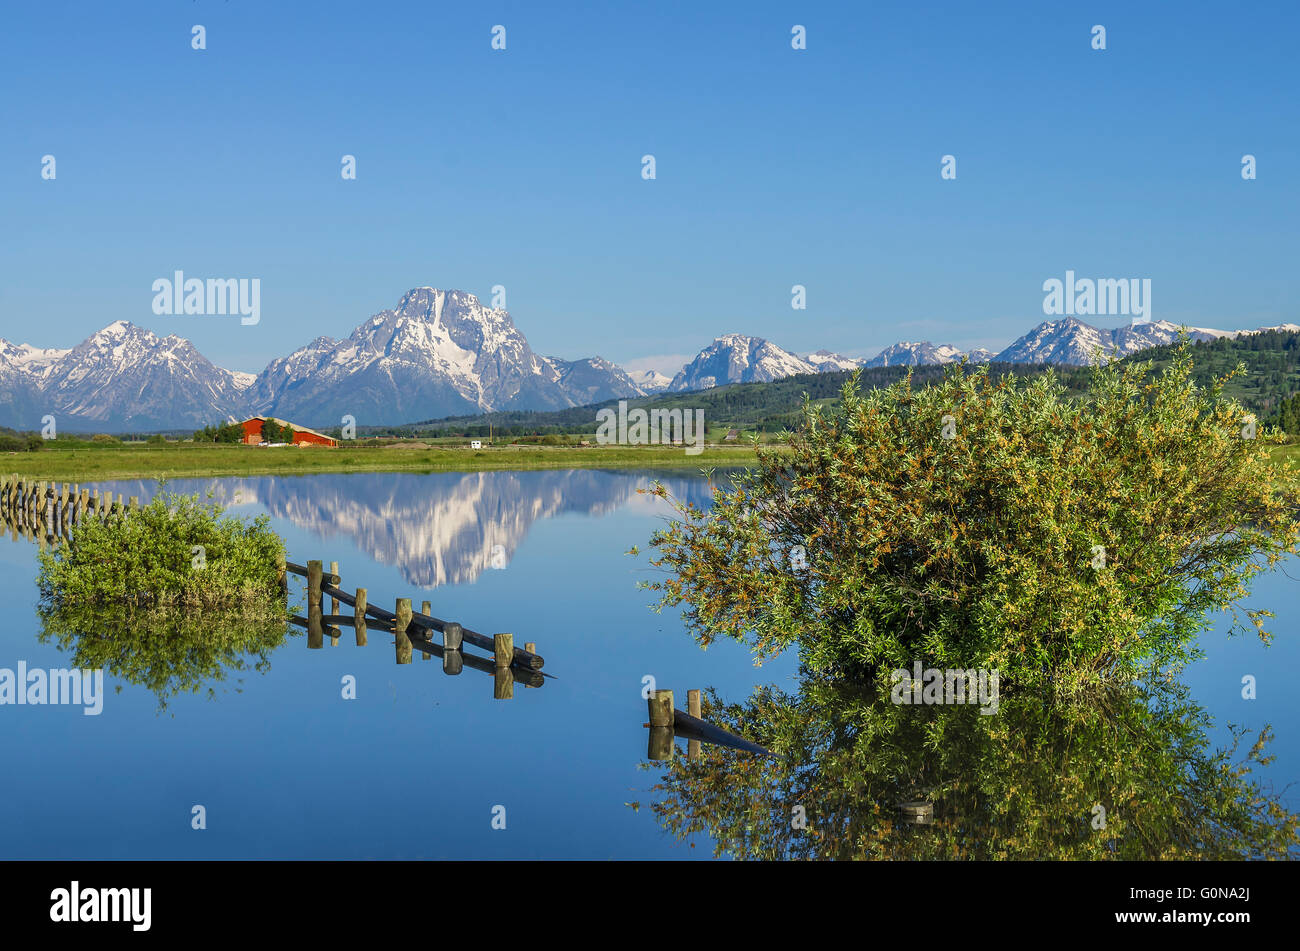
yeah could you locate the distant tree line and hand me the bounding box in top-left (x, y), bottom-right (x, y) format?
top-left (191, 419), bottom-right (296, 444)
top-left (192, 421), bottom-right (245, 443)
top-left (260, 419), bottom-right (295, 444)
top-left (0, 428), bottom-right (44, 452)
top-left (1271, 393), bottom-right (1300, 435)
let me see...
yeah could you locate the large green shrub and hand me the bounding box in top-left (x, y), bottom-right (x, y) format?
top-left (36, 489), bottom-right (292, 712)
top-left (644, 350), bottom-right (1300, 694)
top-left (37, 488), bottom-right (288, 612)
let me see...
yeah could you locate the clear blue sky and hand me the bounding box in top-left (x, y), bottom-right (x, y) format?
top-left (2, 0), bottom-right (1296, 375)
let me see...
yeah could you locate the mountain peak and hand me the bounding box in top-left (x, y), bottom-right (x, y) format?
top-left (996, 317), bottom-right (1230, 365)
top-left (863, 340), bottom-right (965, 368)
top-left (670, 335), bottom-right (815, 391)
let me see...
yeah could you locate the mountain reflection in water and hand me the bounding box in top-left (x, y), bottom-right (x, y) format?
top-left (97, 470), bottom-right (725, 588)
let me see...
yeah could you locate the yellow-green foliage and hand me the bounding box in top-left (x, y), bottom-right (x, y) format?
top-left (35, 488), bottom-right (293, 711)
top-left (645, 350), bottom-right (1300, 692)
top-left (37, 489), bottom-right (287, 611)
top-left (646, 679), bottom-right (1300, 859)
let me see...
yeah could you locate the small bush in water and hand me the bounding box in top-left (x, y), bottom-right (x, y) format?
top-left (37, 488), bottom-right (288, 613)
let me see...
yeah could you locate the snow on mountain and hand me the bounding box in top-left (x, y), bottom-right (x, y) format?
top-left (629, 369), bottom-right (672, 392)
top-left (967, 348), bottom-right (995, 363)
top-left (2, 300), bottom-right (1297, 432)
top-left (0, 340), bottom-right (70, 425)
top-left (669, 335), bottom-right (817, 391)
top-left (243, 335), bottom-right (338, 415)
top-left (805, 350), bottom-right (864, 372)
top-left (251, 289), bottom-right (647, 426)
top-left (201, 470), bottom-right (675, 587)
top-left (0, 341), bottom-right (70, 379)
top-left (862, 341), bottom-right (966, 368)
top-left (35, 321), bottom-right (252, 430)
top-left (994, 318), bottom-right (1232, 366)
top-left (1234, 322), bottom-right (1300, 338)
top-left (251, 289), bottom-right (553, 425)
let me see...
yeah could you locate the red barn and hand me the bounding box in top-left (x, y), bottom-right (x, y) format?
top-left (240, 417), bottom-right (337, 447)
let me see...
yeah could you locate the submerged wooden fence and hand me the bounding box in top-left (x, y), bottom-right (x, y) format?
top-left (285, 559), bottom-right (547, 700)
top-left (645, 688), bottom-right (770, 760)
top-left (0, 475), bottom-right (135, 545)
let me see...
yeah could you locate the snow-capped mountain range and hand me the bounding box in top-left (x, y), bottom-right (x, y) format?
top-left (242, 288), bottom-right (645, 426)
top-left (0, 288), bottom-right (1295, 431)
top-left (661, 319), bottom-right (1298, 391)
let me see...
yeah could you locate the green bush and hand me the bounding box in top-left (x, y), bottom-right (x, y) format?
top-left (0, 432), bottom-right (38, 452)
top-left (37, 488), bottom-right (289, 612)
top-left (648, 678), bottom-right (1300, 859)
top-left (644, 349), bottom-right (1300, 695)
top-left (38, 603), bottom-right (289, 712)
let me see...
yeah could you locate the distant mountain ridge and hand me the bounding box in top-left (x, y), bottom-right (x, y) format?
top-left (0, 290), bottom-right (1294, 431)
top-left (669, 334), bottom-right (819, 391)
top-left (0, 289), bottom-right (649, 430)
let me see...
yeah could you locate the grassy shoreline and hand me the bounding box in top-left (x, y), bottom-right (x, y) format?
top-left (3, 443), bottom-right (763, 480)
top-left (5, 441), bottom-right (1297, 482)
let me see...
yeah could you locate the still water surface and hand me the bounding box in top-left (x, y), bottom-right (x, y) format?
top-left (0, 469), bottom-right (1294, 858)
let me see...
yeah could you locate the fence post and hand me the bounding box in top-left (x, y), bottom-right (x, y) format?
top-left (494, 667), bottom-right (513, 700)
top-left (648, 689), bottom-right (674, 727)
top-left (524, 642), bottom-right (538, 687)
top-left (647, 689), bottom-right (675, 761)
top-left (329, 561), bottom-right (340, 615)
top-left (493, 633), bottom-right (513, 668)
top-left (442, 622), bottom-right (463, 676)
top-left (354, 587), bottom-right (368, 646)
top-left (687, 689), bottom-right (702, 760)
top-left (306, 560), bottom-right (323, 649)
top-left (647, 727), bottom-right (675, 761)
top-left (394, 598), bottom-right (412, 664)
top-left (327, 560), bottom-right (341, 645)
top-left (420, 600), bottom-right (432, 659)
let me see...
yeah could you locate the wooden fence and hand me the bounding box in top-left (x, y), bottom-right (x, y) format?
top-left (645, 688), bottom-right (770, 760)
top-left (0, 475), bottom-right (134, 545)
top-left (285, 559), bottom-right (547, 700)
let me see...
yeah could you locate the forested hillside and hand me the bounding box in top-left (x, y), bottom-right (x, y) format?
top-left (353, 330), bottom-right (1300, 439)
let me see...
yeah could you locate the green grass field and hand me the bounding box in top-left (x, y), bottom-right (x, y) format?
top-left (2, 442), bottom-right (763, 480)
top-left (1270, 442), bottom-right (1300, 466)
top-left (5, 439), bottom-right (1296, 483)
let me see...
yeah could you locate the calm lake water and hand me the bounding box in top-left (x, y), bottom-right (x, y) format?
top-left (0, 469), bottom-right (1295, 858)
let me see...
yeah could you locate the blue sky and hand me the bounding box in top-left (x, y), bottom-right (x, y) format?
top-left (2, 0), bottom-right (1296, 376)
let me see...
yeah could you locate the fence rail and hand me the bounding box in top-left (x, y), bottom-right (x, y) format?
top-left (645, 688), bottom-right (770, 760)
top-left (0, 475), bottom-right (136, 544)
top-left (285, 558), bottom-right (546, 700)
top-left (0, 481), bottom-right (549, 701)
